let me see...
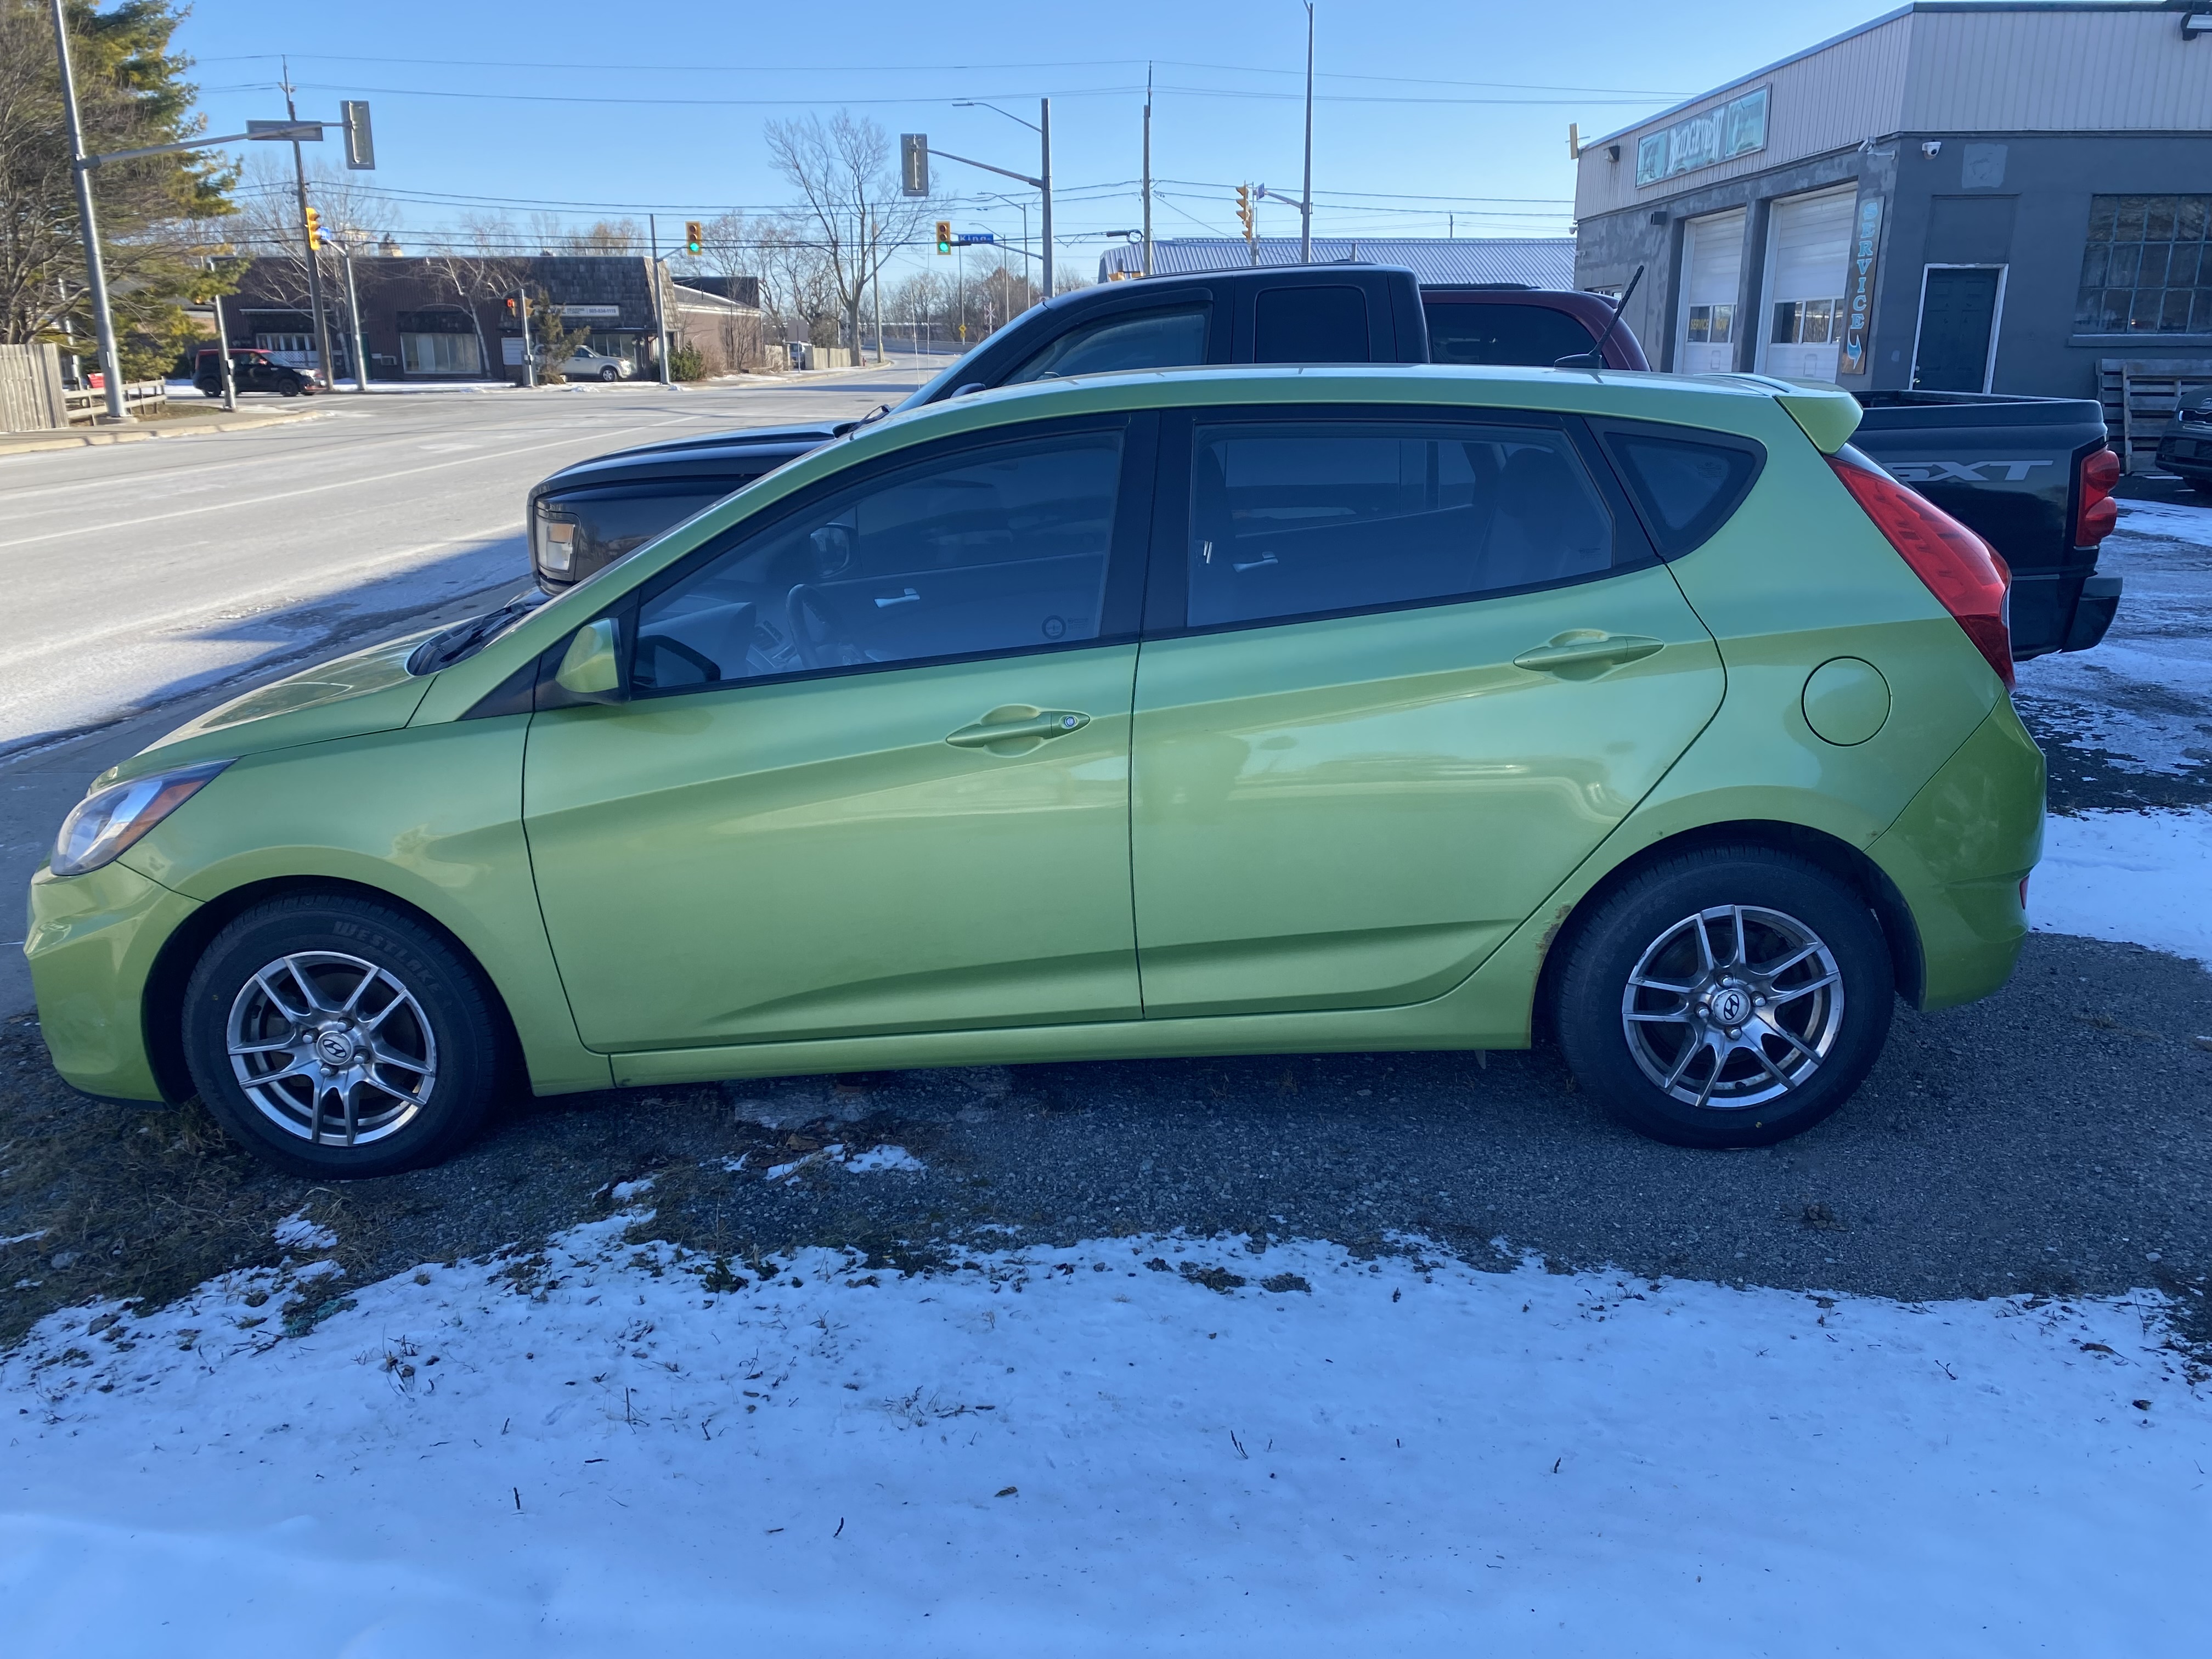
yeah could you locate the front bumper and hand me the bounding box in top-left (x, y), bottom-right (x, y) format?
top-left (24, 860), bottom-right (198, 1102)
top-left (1866, 698), bottom-right (2046, 1012)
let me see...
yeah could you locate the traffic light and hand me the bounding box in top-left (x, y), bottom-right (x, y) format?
top-left (935, 220), bottom-right (952, 255)
top-left (503, 296), bottom-right (518, 321)
top-left (684, 220), bottom-right (703, 257)
top-left (303, 205), bottom-right (322, 251)
top-left (1234, 185), bottom-right (1255, 247)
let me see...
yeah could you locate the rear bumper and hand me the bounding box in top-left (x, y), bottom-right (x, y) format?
top-left (2012, 567), bottom-right (2122, 659)
top-left (1866, 699), bottom-right (2046, 1012)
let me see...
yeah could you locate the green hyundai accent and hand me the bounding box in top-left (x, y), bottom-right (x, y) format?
top-left (25, 365), bottom-right (2042, 1175)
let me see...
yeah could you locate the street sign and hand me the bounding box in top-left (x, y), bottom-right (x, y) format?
top-left (341, 101), bottom-right (375, 170)
top-left (901, 134), bottom-right (929, 197)
top-left (246, 120), bottom-right (322, 142)
top-left (957, 232), bottom-right (996, 246)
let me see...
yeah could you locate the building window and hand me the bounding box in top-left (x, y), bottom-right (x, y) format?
top-left (254, 332), bottom-right (312, 356)
top-left (1686, 303), bottom-right (1734, 345)
top-left (399, 332), bottom-right (484, 374)
top-left (2076, 195), bottom-right (2212, 334)
top-left (1770, 297), bottom-right (1842, 344)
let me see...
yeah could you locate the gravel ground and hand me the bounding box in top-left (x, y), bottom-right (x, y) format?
top-left (5, 932), bottom-right (2206, 1354)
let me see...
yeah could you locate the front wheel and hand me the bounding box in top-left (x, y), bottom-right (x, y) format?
top-left (182, 894), bottom-right (505, 1177)
top-left (279, 380), bottom-right (300, 397)
top-left (599, 366), bottom-right (619, 381)
top-left (1553, 848), bottom-right (1894, 1148)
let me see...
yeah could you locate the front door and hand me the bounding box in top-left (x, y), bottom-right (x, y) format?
top-left (1130, 411), bottom-right (1725, 1018)
top-left (524, 418), bottom-right (1152, 1051)
top-left (1912, 267), bottom-right (2002, 392)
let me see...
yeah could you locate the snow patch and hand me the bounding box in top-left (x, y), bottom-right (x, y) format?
top-left (1, 1226), bottom-right (2203, 1654)
top-left (2035, 807), bottom-right (2212, 968)
top-left (843, 1145), bottom-right (926, 1174)
top-left (270, 1212), bottom-right (336, 1251)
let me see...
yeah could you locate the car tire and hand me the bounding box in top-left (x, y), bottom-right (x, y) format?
top-left (1553, 847), bottom-right (1893, 1148)
top-left (279, 380), bottom-right (300, 397)
top-left (599, 366), bottom-right (618, 381)
top-left (181, 893), bottom-right (506, 1177)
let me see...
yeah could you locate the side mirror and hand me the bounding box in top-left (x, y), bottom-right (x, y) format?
top-left (553, 618), bottom-right (628, 703)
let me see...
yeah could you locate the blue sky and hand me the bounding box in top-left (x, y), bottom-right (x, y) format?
top-left (177, 0), bottom-right (1891, 283)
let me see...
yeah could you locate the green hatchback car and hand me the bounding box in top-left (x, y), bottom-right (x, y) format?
top-left (26, 365), bottom-right (2042, 1176)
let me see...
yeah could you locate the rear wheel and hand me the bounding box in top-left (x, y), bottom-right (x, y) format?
top-left (182, 894), bottom-right (504, 1177)
top-left (1553, 848), bottom-right (1893, 1148)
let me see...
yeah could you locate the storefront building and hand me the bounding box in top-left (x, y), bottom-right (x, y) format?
top-left (1572, 3), bottom-right (2212, 406)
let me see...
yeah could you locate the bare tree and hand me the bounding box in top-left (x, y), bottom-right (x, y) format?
top-left (764, 111), bottom-right (929, 358)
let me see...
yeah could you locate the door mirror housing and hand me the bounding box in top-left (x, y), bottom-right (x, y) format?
top-left (554, 618), bottom-right (628, 703)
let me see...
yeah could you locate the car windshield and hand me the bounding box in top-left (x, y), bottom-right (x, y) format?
top-left (405, 589), bottom-right (550, 675)
top-left (893, 338), bottom-right (999, 410)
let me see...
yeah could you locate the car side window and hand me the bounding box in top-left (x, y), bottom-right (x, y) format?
top-left (634, 428), bottom-right (1125, 690)
top-left (1595, 426), bottom-right (1764, 557)
top-left (1252, 286), bottom-right (1370, 363)
top-left (1423, 301), bottom-right (1598, 367)
top-left (1003, 307), bottom-right (1209, 385)
top-left (1186, 420), bottom-right (1613, 629)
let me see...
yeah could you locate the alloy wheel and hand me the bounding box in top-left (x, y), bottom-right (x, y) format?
top-left (225, 950), bottom-right (438, 1145)
top-left (1619, 904), bottom-right (1845, 1110)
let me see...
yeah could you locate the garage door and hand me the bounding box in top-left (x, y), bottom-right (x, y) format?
top-left (1759, 187), bottom-right (1856, 381)
top-left (1676, 210), bottom-right (1746, 375)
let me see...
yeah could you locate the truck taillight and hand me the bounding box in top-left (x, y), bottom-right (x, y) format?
top-left (2074, 447), bottom-right (2120, 547)
top-left (1828, 451), bottom-right (2014, 690)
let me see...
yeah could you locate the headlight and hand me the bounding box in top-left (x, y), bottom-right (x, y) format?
top-left (50, 759), bottom-right (232, 877)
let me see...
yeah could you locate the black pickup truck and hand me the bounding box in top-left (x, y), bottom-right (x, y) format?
top-left (524, 266), bottom-right (1645, 590)
top-left (1849, 391), bottom-right (2121, 658)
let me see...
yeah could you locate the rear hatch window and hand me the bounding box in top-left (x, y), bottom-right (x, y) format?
top-left (1424, 301), bottom-right (1594, 366)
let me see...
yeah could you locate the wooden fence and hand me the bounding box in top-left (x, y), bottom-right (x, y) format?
top-left (0, 343), bottom-right (69, 432)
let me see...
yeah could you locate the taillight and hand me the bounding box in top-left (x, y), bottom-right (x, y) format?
top-left (1828, 452), bottom-right (2015, 690)
top-left (2074, 447), bottom-right (2119, 547)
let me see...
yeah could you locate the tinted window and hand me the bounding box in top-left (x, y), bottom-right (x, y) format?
top-left (1252, 286), bottom-right (1370, 362)
top-left (1599, 428), bottom-right (1763, 556)
top-left (1423, 301), bottom-right (1597, 366)
top-left (635, 430), bottom-right (1123, 689)
top-left (1187, 421), bottom-right (1612, 628)
top-left (1006, 307), bottom-right (1208, 384)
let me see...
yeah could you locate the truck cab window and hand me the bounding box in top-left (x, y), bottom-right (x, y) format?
top-left (1005, 307), bottom-right (1209, 385)
top-left (1424, 302), bottom-right (1597, 366)
top-left (1252, 286), bottom-right (1370, 363)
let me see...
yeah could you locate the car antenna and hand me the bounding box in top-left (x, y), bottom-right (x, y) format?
top-left (1554, 264), bottom-right (1644, 371)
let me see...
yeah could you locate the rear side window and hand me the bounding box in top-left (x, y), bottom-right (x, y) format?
top-left (1598, 426), bottom-right (1764, 557)
top-left (1186, 420), bottom-right (1613, 628)
top-left (1252, 286), bottom-right (1370, 363)
top-left (1423, 301), bottom-right (1595, 366)
top-left (1006, 306), bottom-right (1208, 384)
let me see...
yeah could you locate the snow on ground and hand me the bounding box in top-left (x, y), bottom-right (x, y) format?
top-left (2035, 807), bottom-right (2212, 968)
top-left (2, 1213), bottom-right (2204, 1657)
top-left (2015, 497), bottom-right (2212, 776)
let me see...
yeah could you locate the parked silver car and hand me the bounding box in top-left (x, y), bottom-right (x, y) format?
top-left (2155, 390), bottom-right (2212, 495)
top-left (557, 347), bottom-right (635, 382)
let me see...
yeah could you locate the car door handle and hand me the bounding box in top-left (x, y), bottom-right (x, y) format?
top-left (1511, 632), bottom-right (1666, 674)
top-left (944, 707), bottom-right (1092, 749)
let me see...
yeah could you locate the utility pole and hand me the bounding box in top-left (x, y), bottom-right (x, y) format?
top-left (1301, 3), bottom-right (1315, 264)
top-left (281, 60), bottom-right (337, 388)
top-left (871, 216), bottom-right (885, 365)
top-left (49, 0), bottom-right (126, 422)
top-left (211, 288), bottom-right (238, 410)
top-left (517, 292), bottom-right (537, 390)
top-left (1141, 65), bottom-right (1154, 278)
top-left (339, 238), bottom-right (370, 392)
top-left (648, 215), bottom-right (670, 385)
top-left (1039, 98), bottom-right (1054, 299)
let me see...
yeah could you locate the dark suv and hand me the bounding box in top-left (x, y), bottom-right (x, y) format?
top-left (193, 348), bottom-right (323, 399)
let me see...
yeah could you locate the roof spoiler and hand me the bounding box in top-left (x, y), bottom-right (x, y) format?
top-left (1735, 375), bottom-right (1864, 453)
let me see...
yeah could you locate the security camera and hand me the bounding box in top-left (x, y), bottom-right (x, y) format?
top-left (1921, 140), bottom-right (1943, 159)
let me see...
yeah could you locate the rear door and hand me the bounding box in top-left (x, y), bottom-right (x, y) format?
top-left (1128, 408), bottom-right (1724, 1018)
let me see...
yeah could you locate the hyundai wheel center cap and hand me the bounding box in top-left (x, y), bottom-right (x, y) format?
top-left (315, 1030), bottom-right (358, 1067)
top-left (1708, 986), bottom-right (1752, 1026)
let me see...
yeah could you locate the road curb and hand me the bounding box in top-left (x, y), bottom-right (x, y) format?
top-left (0, 408), bottom-right (329, 456)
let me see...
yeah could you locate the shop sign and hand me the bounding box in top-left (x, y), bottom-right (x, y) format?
top-left (1841, 194), bottom-right (1884, 377)
top-left (560, 304), bottom-right (623, 319)
top-left (1636, 86), bottom-right (1769, 188)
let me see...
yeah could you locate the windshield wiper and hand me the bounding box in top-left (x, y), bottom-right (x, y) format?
top-left (407, 590), bottom-right (548, 675)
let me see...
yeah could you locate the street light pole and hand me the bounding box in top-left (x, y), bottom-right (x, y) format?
top-left (1142, 65), bottom-right (1154, 278)
top-left (1301, 3), bottom-right (1314, 264)
top-left (340, 239), bottom-right (370, 392)
top-left (48, 0), bottom-right (126, 423)
top-left (1039, 98), bottom-right (1054, 298)
top-left (281, 61), bottom-right (337, 388)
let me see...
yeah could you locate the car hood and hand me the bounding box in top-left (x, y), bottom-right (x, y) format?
top-left (93, 631), bottom-right (438, 789)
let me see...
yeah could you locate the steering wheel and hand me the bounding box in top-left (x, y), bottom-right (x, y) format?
top-left (784, 583), bottom-right (849, 669)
